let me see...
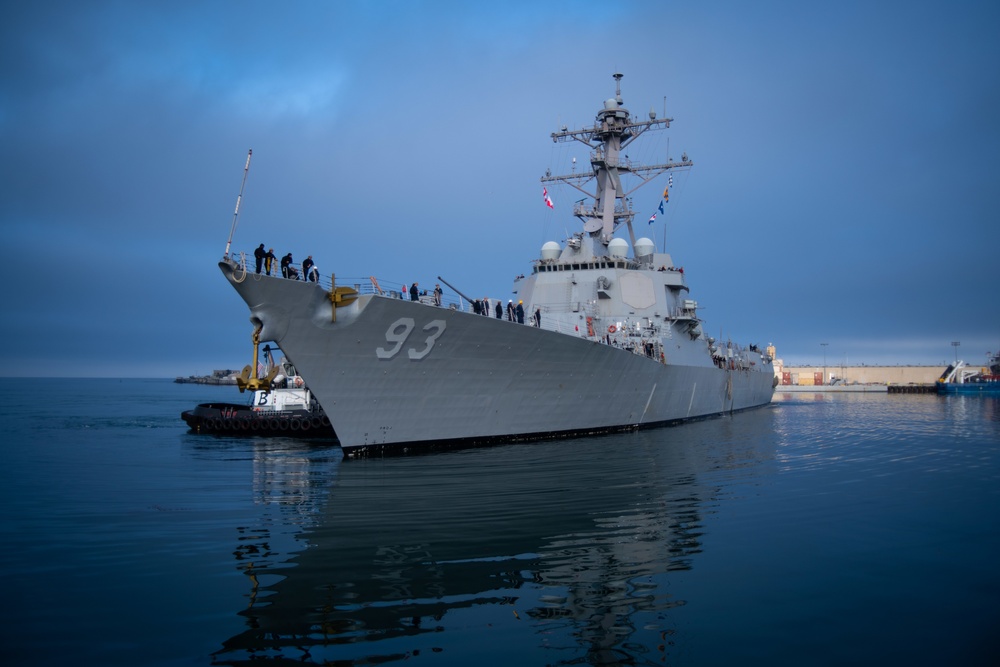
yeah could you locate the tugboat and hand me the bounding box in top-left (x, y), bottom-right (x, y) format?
top-left (936, 350), bottom-right (1000, 394)
top-left (181, 337), bottom-right (336, 438)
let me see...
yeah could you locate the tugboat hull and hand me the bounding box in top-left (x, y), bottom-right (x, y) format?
top-left (181, 402), bottom-right (336, 438)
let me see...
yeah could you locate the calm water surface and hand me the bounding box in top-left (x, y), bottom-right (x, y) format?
top-left (1, 380), bottom-right (997, 665)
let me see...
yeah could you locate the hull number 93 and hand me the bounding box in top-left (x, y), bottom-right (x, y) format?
top-left (376, 317), bottom-right (446, 360)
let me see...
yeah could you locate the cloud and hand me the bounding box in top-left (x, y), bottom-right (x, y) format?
top-left (2, 0), bottom-right (999, 377)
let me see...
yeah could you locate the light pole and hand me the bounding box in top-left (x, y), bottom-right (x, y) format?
top-left (821, 342), bottom-right (828, 385)
top-left (951, 341), bottom-right (960, 365)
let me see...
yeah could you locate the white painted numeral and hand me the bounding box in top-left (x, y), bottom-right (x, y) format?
top-left (408, 320), bottom-right (446, 360)
top-left (376, 317), bottom-right (447, 360)
top-left (376, 318), bottom-right (415, 359)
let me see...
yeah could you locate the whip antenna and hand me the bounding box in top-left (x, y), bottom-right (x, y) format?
top-left (224, 148), bottom-right (253, 259)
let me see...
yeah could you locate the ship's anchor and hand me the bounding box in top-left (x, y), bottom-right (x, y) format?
top-left (236, 326), bottom-right (279, 393)
top-left (327, 278), bottom-right (359, 322)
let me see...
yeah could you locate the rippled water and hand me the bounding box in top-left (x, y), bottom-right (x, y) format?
top-left (1, 381), bottom-right (997, 665)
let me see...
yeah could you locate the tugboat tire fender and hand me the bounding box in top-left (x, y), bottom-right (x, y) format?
top-left (289, 419), bottom-right (301, 431)
top-left (278, 419), bottom-right (289, 431)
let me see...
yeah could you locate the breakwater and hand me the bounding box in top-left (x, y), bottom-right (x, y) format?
top-left (174, 370), bottom-right (238, 385)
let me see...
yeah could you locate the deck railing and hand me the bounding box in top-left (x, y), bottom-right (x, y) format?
top-left (230, 250), bottom-right (685, 363)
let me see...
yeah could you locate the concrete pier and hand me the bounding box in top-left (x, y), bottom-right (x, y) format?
top-left (775, 384), bottom-right (888, 393)
top-left (777, 364), bottom-right (945, 386)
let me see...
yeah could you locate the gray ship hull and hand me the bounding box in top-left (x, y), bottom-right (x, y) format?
top-left (221, 263), bottom-right (774, 455)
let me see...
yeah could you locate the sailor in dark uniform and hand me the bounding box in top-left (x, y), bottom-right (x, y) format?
top-left (254, 244), bottom-right (265, 273)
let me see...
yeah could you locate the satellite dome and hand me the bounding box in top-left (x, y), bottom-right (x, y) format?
top-left (634, 237), bottom-right (655, 258)
top-left (608, 238), bottom-right (629, 258)
top-left (540, 241), bottom-right (561, 261)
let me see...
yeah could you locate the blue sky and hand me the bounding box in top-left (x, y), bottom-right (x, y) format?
top-left (2, 0), bottom-right (998, 377)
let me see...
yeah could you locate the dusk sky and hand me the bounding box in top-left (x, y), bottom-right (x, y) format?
top-left (3, 1), bottom-right (998, 377)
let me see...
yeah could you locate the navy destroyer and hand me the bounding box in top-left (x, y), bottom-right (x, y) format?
top-left (219, 73), bottom-right (776, 455)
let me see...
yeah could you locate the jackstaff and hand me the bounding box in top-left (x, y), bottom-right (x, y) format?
top-left (224, 148), bottom-right (253, 259)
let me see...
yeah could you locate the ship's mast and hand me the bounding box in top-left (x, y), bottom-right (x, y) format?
top-left (541, 73), bottom-right (692, 252)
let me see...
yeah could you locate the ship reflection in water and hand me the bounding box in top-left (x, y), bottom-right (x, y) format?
top-left (212, 408), bottom-right (777, 665)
